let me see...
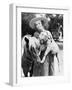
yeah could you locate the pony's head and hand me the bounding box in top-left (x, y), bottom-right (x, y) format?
top-left (22, 34), bottom-right (40, 57)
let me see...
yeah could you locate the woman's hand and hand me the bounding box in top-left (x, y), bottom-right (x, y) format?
top-left (40, 56), bottom-right (46, 63)
top-left (37, 54), bottom-right (46, 63)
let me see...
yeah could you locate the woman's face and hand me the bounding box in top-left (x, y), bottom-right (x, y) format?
top-left (35, 20), bottom-right (44, 31)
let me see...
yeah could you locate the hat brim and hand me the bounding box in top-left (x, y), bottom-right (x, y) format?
top-left (29, 17), bottom-right (48, 29)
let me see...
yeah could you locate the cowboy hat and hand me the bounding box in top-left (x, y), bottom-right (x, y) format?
top-left (29, 17), bottom-right (48, 29)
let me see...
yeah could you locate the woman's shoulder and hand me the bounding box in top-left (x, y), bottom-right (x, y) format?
top-left (45, 30), bottom-right (51, 34)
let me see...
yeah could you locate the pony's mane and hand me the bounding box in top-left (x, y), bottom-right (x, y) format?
top-left (22, 35), bottom-right (31, 56)
top-left (29, 37), bottom-right (40, 51)
top-left (22, 35), bottom-right (40, 56)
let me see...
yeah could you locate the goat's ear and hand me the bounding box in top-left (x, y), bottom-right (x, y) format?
top-left (25, 37), bottom-right (29, 44)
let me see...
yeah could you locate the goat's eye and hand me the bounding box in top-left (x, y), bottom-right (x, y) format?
top-left (48, 37), bottom-right (51, 39)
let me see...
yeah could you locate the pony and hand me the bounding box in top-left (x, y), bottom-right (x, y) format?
top-left (21, 34), bottom-right (40, 77)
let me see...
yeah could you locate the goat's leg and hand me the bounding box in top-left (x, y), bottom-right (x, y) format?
top-left (56, 53), bottom-right (60, 72)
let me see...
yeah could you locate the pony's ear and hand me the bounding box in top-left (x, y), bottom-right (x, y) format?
top-left (25, 37), bottom-right (29, 44)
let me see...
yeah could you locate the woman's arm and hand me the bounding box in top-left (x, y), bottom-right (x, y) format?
top-left (40, 45), bottom-right (51, 63)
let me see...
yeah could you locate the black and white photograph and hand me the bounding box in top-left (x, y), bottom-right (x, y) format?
top-left (21, 12), bottom-right (63, 77)
top-left (9, 4), bottom-right (70, 86)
